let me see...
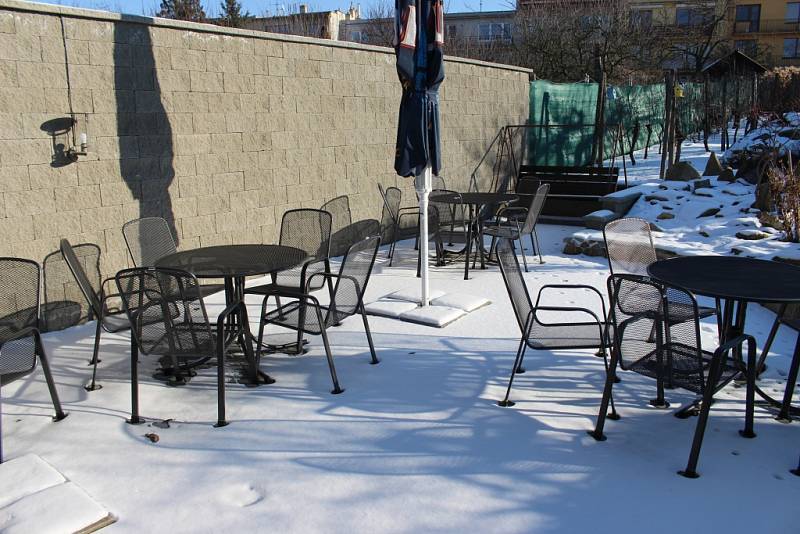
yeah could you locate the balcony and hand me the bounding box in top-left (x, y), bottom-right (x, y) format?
top-left (732, 19), bottom-right (800, 35)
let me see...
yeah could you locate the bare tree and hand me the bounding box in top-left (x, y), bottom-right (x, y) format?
top-left (512, 0), bottom-right (671, 83)
top-left (667, 0), bottom-right (731, 74)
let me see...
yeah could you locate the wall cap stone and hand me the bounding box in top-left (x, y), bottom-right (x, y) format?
top-left (0, 0), bottom-right (532, 74)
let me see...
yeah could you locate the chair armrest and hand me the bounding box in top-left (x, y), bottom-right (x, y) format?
top-left (495, 206), bottom-right (529, 219)
top-left (531, 305), bottom-right (605, 328)
top-left (535, 284), bottom-right (608, 323)
top-left (397, 212), bottom-right (420, 224)
top-left (398, 206), bottom-right (420, 213)
top-left (305, 272), bottom-right (361, 295)
top-left (714, 333), bottom-right (757, 368)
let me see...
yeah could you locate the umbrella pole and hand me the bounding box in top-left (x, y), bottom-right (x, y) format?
top-left (415, 164), bottom-right (432, 306)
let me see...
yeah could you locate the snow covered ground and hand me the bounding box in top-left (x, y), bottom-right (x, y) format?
top-left (2, 221), bottom-right (799, 532)
top-left (571, 129), bottom-right (800, 262)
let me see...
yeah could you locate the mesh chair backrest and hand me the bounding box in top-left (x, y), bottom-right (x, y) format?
top-left (0, 258), bottom-right (39, 342)
top-left (0, 258), bottom-right (39, 382)
top-left (330, 219), bottom-right (381, 258)
top-left (379, 185), bottom-right (402, 223)
top-left (520, 183), bottom-right (550, 234)
top-left (279, 209), bottom-right (332, 260)
top-left (116, 267), bottom-right (214, 360)
top-left (607, 274), bottom-right (704, 390)
top-left (60, 239), bottom-right (103, 319)
top-left (329, 235), bottom-right (380, 324)
top-left (321, 195), bottom-right (352, 235)
top-left (432, 175), bottom-right (446, 190)
top-left (495, 238), bottom-right (534, 336)
top-left (123, 217), bottom-right (178, 267)
top-left (430, 189), bottom-right (463, 227)
top-left (42, 245), bottom-right (100, 331)
top-left (603, 218), bottom-right (658, 276)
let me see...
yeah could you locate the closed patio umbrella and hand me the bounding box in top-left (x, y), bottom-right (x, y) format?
top-left (394, 0), bottom-right (444, 306)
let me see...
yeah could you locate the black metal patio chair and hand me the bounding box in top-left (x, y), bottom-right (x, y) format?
top-left (604, 217), bottom-right (718, 325)
top-left (0, 258), bottom-right (67, 463)
top-left (256, 235), bottom-right (381, 394)
top-left (123, 216), bottom-right (225, 299)
top-left (590, 273), bottom-right (757, 478)
top-left (494, 238), bottom-right (616, 412)
top-left (61, 239), bottom-right (130, 392)
top-left (429, 188), bottom-right (469, 251)
top-left (116, 266), bottom-right (236, 428)
top-left (484, 183), bottom-right (549, 271)
top-left (378, 184), bottom-right (420, 265)
top-left (245, 208), bottom-right (333, 353)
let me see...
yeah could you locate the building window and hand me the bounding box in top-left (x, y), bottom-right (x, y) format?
top-left (631, 9), bottom-right (652, 28)
top-left (478, 22), bottom-right (511, 42)
top-left (447, 24), bottom-right (457, 37)
top-left (735, 4), bottom-right (761, 33)
top-left (735, 39), bottom-right (757, 56)
top-left (676, 7), bottom-right (705, 27)
top-left (785, 37), bottom-right (800, 58)
top-left (787, 2), bottom-right (800, 23)
top-left (350, 30), bottom-right (363, 42)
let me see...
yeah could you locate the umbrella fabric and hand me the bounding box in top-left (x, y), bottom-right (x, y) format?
top-left (393, 0), bottom-right (444, 178)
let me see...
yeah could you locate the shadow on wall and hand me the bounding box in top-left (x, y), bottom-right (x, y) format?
top-left (42, 18), bottom-right (177, 332)
top-left (115, 20), bottom-right (177, 245)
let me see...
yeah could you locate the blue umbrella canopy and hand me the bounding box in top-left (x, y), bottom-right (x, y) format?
top-left (394, 0), bottom-right (444, 178)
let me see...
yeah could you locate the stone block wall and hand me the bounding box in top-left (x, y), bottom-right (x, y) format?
top-left (0, 0), bottom-right (530, 283)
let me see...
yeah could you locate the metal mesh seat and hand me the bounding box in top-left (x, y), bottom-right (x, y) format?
top-left (590, 273), bottom-right (757, 478)
top-left (257, 235), bottom-right (381, 394)
top-left (485, 183), bottom-right (549, 270)
top-left (123, 217), bottom-right (225, 299)
top-left (604, 217), bottom-right (718, 324)
top-left (494, 238), bottom-right (614, 408)
top-left (321, 196), bottom-right (353, 258)
top-left (61, 239), bottom-right (131, 391)
top-left (246, 209), bottom-right (333, 353)
top-left (116, 267), bottom-right (233, 427)
top-left (0, 258), bottom-right (67, 463)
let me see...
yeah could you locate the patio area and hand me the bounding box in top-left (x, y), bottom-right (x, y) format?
top-left (3, 223), bottom-right (799, 533)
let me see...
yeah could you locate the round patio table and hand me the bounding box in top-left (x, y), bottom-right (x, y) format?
top-left (157, 244), bottom-right (306, 384)
top-left (648, 255), bottom-right (800, 418)
top-left (429, 192), bottom-right (518, 279)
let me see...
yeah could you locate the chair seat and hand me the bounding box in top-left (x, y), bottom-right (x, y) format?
top-left (264, 300), bottom-right (328, 334)
top-left (101, 311), bottom-right (132, 333)
top-left (627, 342), bottom-right (740, 394)
top-left (527, 321), bottom-right (609, 350)
top-left (246, 262), bottom-right (327, 295)
top-left (483, 224), bottom-right (520, 239)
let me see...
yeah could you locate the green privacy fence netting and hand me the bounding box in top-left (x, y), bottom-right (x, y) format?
top-left (528, 80), bottom-right (706, 167)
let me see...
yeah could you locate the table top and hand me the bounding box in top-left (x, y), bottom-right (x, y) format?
top-left (429, 192), bottom-right (518, 205)
top-left (647, 255), bottom-right (800, 303)
top-left (156, 244), bottom-right (307, 278)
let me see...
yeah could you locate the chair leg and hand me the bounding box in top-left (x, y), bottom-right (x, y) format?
top-left (317, 308), bottom-right (344, 395)
top-left (678, 353), bottom-right (726, 478)
top-left (127, 336), bottom-right (143, 425)
top-left (214, 329), bottom-right (228, 428)
top-left (598, 346), bottom-right (619, 420)
top-left (34, 332), bottom-right (67, 422)
top-left (296, 303), bottom-right (307, 355)
top-left (756, 309), bottom-right (785, 376)
top-left (589, 345), bottom-right (620, 441)
top-left (361, 303), bottom-right (379, 365)
top-left (86, 320), bottom-right (104, 391)
top-left (777, 335), bottom-right (800, 422)
top-left (498, 335), bottom-right (528, 407)
top-left (532, 228), bottom-right (544, 264)
top-left (88, 318), bottom-right (102, 366)
top-left (519, 237), bottom-right (529, 273)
